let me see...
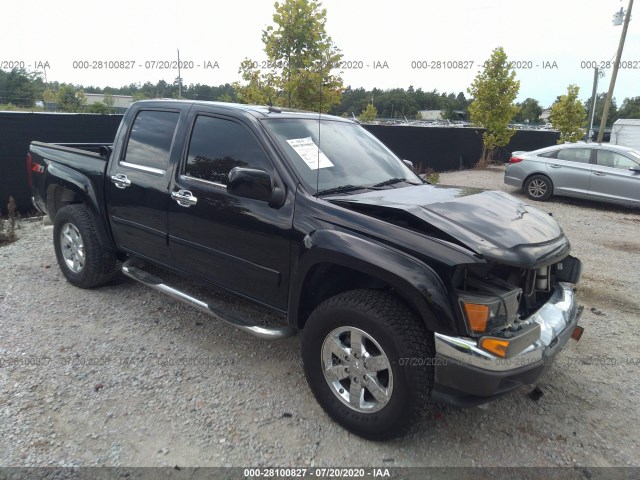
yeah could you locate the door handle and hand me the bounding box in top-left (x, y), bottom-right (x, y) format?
top-left (549, 164), bottom-right (561, 168)
top-left (171, 190), bottom-right (198, 207)
top-left (111, 173), bottom-right (131, 189)
top-left (593, 172), bottom-right (606, 176)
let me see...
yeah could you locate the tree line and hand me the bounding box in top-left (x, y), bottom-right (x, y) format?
top-left (0, 67), bottom-right (472, 120)
top-left (3, 67), bottom-right (638, 123)
top-left (2, 0), bottom-right (640, 165)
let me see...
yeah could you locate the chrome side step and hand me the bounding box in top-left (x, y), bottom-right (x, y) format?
top-left (121, 259), bottom-right (296, 340)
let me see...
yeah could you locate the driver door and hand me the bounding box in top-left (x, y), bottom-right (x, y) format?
top-left (167, 112), bottom-right (293, 310)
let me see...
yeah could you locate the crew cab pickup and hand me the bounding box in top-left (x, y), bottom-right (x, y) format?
top-left (28, 100), bottom-right (583, 439)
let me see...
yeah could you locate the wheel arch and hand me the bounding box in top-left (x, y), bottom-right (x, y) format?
top-left (46, 165), bottom-right (116, 251)
top-left (46, 163), bottom-right (100, 219)
top-left (523, 172), bottom-right (553, 190)
top-left (289, 230), bottom-right (460, 336)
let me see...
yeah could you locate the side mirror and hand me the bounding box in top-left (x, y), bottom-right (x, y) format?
top-left (629, 165), bottom-right (640, 173)
top-left (99, 145), bottom-right (113, 160)
top-left (227, 167), bottom-right (285, 207)
top-left (228, 167), bottom-right (272, 201)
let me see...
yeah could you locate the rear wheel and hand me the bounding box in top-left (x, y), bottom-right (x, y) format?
top-left (524, 174), bottom-right (553, 201)
top-left (53, 205), bottom-right (117, 288)
top-left (302, 289), bottom-right (434, 440)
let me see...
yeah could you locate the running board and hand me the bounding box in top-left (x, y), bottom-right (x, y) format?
top-left (121, 259), bottom-right (296, 340)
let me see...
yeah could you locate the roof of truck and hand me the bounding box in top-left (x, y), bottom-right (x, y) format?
top-left (134, 99), bottom-right (352, 122)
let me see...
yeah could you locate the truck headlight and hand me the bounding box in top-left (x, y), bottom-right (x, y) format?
top-left (458, 288), bottom-right (522, 335)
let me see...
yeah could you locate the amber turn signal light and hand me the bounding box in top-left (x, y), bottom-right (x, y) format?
top-left (463, 303), bottom-right (489, 333)
top-left (571, 325), bottom-right (584, 341)
top-left (479, 337), bottom-right (510, 358)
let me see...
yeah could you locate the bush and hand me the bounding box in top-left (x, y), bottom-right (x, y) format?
top-left (418, 167), bottom-right (439, 184)
top-left (0, 197), bottom-right (18, 245)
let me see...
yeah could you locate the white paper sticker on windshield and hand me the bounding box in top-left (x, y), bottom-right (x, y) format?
top-left (286, 137), bottom-right (334, 170)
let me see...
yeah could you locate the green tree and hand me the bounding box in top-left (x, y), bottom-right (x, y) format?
top-left (218, 93), bottom-right (234, 103)
top-left (42, 87), bottom-right (56, 103)
top-left (550, 84), bottom-right (586, 143)
top-left (234, 0), bottom-right (343, 112)
top-left (87, 102), bottom-right (110, 114)
top-left (613, 96), bottom-right (639, 119)
top-left (515, 98), bottom-right (542, 123)
top-left (103, 93), bottom-right (115, 108)
top-left (467, 47), bottom-right (520, 165)
top-left (55, 85), bottom-right (87, 112)
top-left (359, 103), bottom-right (377, 122)
top-left (584, 92), bottom-right (618, 128)
top-left (131, 92), bottom-right (148, 102)
top-left (0, 68), bottom-right (40, 106)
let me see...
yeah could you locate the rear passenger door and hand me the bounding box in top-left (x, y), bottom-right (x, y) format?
top-left (589, 149), bottom-right (640, 206)
top-left (106, 108), bottom-right (184, 266)
top-left (167, 112), bottom-right (293, 310)
top-left (544, 147), bottom-right (593, 197)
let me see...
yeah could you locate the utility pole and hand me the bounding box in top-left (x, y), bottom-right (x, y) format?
top-left (586, 67), bottom-right (599, 142)
top-left (597, 0), bottom-right (633, 143)
top-left (177, 48), bottom-right (182, 100)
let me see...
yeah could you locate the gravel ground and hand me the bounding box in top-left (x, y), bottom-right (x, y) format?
top-left (1, 166), bottom-right (639, 468)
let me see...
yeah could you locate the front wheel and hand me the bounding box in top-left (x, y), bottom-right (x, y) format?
top-left (53, 205), bottom-right (117, 288)
top-left (301, 289), bottom-right (434, 440)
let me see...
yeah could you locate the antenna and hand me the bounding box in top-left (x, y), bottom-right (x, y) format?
top-left (316, 79), bottom-right (322, 198)
top-left (177, 48), bottom-right (182, 100)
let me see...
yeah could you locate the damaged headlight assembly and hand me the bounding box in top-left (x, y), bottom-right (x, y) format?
top-left (457, 276), bottom-right (539, 358)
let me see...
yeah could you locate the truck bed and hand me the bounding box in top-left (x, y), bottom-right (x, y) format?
top-left (29, 141), bottom-right (113, 217)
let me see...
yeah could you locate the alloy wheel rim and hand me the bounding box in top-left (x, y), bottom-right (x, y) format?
top-left (321, 326), bottom-right (393, 413)
top-left (60, 223), bottom-right (85, 273)
top-left (528, 179), bottom-right (547, 198)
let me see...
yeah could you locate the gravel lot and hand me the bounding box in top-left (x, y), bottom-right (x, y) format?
top-left (1, 166), bottom-right (639, 468)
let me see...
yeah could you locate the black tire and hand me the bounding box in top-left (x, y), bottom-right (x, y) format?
top-left (302, 289), bottom-right (434, 440)
top-left (524, 174), bottom-right (553, 201)
top-left (53, 205), bottom-right (117, 289)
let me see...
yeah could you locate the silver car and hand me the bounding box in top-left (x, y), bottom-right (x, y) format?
top-left (504, 143), bottom-right (640, 207)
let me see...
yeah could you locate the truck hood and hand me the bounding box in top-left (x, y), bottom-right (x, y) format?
top-left (327, 184), bottom-right (569, 267)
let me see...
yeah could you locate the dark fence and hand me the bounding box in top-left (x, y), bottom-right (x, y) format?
top-left (0, 112), bottom-right (123, 214)
top-left (363, 125), bottom-right (560, 172)
top-left (1, 113), bottom-right (560, 214)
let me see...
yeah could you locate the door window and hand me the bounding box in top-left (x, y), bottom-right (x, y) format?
top-left (122, 110), bottom-right (180, 173)
top-left (556, 148), bottom-right (591, 163)
top-left (596, 150), bottom-right (639, 169)
top-left (184, 116), bottom-right (272, 185)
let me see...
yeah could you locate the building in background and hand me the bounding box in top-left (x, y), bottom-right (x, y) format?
top-left (84, 94), bottom-right (134, 113)
top-left (610, 119), bottom-right (640, 150)
top-left (418, 110), bottom-right (444, 121)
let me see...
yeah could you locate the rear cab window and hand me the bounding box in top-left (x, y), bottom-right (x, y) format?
top-left (121, 110), bottom-right (180, 174)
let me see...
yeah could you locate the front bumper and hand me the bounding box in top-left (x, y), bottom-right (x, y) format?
top-left (432, 282), bottom-right (582, 407)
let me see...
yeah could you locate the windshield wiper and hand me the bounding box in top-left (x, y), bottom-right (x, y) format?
top-left (372, 177), bottom-right (407, 187)
top-left (316, 185), bottom-right (368, 196)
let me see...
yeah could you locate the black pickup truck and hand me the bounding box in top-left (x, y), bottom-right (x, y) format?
top-left (28, 100), bottom-right (583, 439)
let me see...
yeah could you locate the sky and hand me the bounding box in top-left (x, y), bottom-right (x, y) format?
top-left (2, 0), bottom-right (638, 107)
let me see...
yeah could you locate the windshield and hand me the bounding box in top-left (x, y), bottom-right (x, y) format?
top-left (262, 118), bottom-right (421, 194)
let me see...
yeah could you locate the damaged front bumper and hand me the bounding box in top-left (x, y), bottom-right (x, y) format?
top-left (432, 282), bottom-right (583, 407)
